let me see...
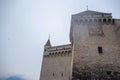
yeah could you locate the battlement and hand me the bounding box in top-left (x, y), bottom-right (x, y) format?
top-left (72, 18), bottom-right (115, 24)
top-left (44, 44), bottom-right (72, 57)
top-left (70, 10), bottom-right (116, 43)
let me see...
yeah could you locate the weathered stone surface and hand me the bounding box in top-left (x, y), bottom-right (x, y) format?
top-left (71, 10), bottom-right (120, 80)
top-left (40, 10), bottom-right (120, 80)
top-left (40, 44), bottom-right (72, 80)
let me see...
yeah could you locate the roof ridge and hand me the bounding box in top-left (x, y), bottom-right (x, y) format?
top-left (73, 10), bottom-right (111, 16)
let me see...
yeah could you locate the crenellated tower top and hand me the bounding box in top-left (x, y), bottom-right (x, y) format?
top-left (70, 10), bottom-right (115, 43)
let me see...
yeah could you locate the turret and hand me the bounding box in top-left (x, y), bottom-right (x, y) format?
top-left (44, 38), bottom-right (51, 56)
top-left (44, 38), bottom-right (51, 48)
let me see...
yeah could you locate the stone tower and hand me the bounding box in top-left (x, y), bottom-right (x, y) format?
top-left (70, 10), bottom-right (120, 80)
top-left (40, 10), bottom-right (120, 80)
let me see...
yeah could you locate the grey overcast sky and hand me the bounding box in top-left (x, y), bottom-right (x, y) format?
top-left (0, 0), bottom-right (120, 80)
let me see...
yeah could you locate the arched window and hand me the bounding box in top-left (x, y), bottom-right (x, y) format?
top-left (108, 19), bottom-right (111, 23)
top-left (103, 19), bottom-right (106, 23)
top-left (58, 52), bottom-right (60, 54)
top-left (55, 52), bottom-right (57, 55)
top-left (52, 52), bottom-right (54, 55)
top-left (65, 51), bottom-right (67, 53)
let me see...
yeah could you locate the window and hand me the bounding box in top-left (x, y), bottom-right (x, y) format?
top-left (44, 49), bottom-right (46, 51)
top-left (52, 53), bottom-right (54, 55)
top-left (69, 50), bottom-right (71, 53)
top-left (53, 73), bottom-right (54, 76)
top-left (98, 46), bottom-right (103, 53)
top-left (55, 52), bottom-right (57, 55)
top-left (61, 73), bottom-right (63, 77)
top-left (106, 71), bottom-right (112, 75)
top-left (112, 19), bottom-right (115, 24)
top-left (58, 52), bottom-right (60, 54)
top-left (65, 51), bottom-right (67, 53)
top-left (108, 19), bottom-right (111, 23)
top-left (103, 19), bottom-right (106, 23)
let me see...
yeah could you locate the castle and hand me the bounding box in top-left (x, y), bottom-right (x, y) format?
top-left (40, 10), bottom-right (120, 80)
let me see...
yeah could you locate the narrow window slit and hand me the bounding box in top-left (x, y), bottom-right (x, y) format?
top-left (98, 46), bottom-right (103, 53)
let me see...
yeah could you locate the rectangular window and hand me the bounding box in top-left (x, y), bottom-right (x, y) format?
top-left (53, 73), bottom-right (54, 76)
top-left (98, 46), bottom-right (103, 53)
top-left (61, 73), bottom-right (63, 77)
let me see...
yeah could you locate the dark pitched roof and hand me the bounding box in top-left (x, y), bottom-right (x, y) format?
top-left (73, 10), bottom-right (111, 16)
top-left (45, 39), bottom-right (51, 46)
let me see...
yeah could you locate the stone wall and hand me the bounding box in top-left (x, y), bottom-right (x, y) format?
top-left (71, 16), bottom-right (120, 80)
top-left (40, 44), bottom-right (72, 80)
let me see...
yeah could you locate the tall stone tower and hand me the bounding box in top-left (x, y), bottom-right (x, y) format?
top-left (70, 10), bottom-right (120, 80)
top-left (40, 10), bottom-right (120, 80)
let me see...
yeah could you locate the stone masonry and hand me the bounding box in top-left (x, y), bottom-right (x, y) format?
top-left (40, 10), bottom-right (120, 80)
top-left (40, 39), bottom-right (72, 80)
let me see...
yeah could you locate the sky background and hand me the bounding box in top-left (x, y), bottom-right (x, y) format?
top-left (0, 0), bottom-right (120, 80)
